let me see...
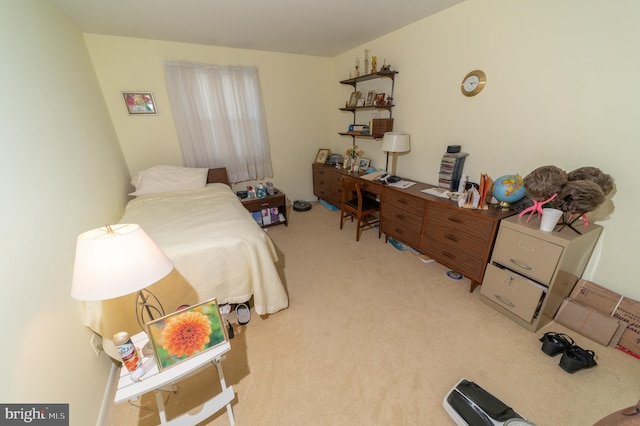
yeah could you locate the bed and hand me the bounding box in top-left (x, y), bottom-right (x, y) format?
top-left (83, 165), bottom-right (288, 359)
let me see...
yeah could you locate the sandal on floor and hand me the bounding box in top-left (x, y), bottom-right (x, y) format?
top-left (539, 332), bottom-right (574, 357)
top-left (559, 345), bottom-right (597, 373)
top-left (235, 303), bottom-right (251, 325)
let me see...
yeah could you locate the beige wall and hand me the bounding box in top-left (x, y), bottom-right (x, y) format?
top-left (333, 0), bottom-right (640, 299)
top-left (0, 1), bottom-right (130, 425)
top-left (84, 35), bottom-right (334, 200)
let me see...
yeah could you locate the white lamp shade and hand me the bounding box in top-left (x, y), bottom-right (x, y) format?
top-left (71, 224), bottom-right (174, 301)
top-left (381, 132), bottom-right (411, 153)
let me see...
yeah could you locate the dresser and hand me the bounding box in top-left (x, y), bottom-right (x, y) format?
top-left (480, 215), bottom-right (602, 331)
top-left (312, 163), bottom-right (514, 290)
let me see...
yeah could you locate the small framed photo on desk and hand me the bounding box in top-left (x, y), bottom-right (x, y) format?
top-left (358, 158), bottom-right (371, 169)
top-left (315, 148), bottom-right (330, 163)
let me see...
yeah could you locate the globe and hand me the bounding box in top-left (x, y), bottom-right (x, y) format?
top-left (492, 174), bottom-right (526, 209)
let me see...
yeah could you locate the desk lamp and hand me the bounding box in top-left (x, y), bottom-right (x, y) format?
top-left (71, 223), bottom-right (174, 330)
top-left (381, 132), bottom-right (411, 176)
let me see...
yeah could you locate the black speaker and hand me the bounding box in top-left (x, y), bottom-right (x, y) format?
top-left (447, 145), bottom-right (461, 154)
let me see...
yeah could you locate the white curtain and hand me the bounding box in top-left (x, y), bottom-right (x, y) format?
top-left (164, 61), bottom-right (273, 183)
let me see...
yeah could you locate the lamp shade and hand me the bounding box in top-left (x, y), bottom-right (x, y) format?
top-left (381, 132), bottom-right (411, 153)
top-left (71, 224), bottom-right (174, 301)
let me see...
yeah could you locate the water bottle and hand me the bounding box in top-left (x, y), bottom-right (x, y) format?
top-left (257, 182), bottom-right (267, 199)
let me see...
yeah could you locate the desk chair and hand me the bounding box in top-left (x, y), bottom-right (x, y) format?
top-left (340, 176), bottom-right (381, 241)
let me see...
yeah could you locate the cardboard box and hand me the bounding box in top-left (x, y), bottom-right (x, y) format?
top-left (554, 298), bottom-right (625, 347)
top-left (570, 279), bottom-right (623, 315)
top-left (613, 297), bottom-right (640, 358)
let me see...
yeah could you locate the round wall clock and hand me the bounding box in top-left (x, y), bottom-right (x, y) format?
top-left (461, 70), bottom-right (486, 97)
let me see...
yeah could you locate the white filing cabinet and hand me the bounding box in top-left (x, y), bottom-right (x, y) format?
top-left (480, 214), bottom-right (602, 332)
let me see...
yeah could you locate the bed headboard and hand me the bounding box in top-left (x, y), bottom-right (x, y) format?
top-left (207, 168), bottom-right (230, 186)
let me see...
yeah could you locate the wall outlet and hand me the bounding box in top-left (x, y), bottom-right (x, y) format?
top-left (90, 334), bottom-right (103, 356)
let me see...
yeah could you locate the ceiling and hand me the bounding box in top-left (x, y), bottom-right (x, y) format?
top-left (49, 0), bottom-right (465, 57)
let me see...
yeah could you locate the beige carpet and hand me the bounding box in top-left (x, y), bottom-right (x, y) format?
top-left (106, 203), bottom-right (639, 425)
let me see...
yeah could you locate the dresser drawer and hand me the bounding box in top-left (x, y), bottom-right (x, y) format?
top-left (330, 171), bottom-right (344, 204)
top-left (382, 206), bottom-right (423, 248)
top-left (241, 195), bottom-right (284, 212)
top-left (426, 203), bottom-right (494, 235)
top-left (313, 167), bottom-right (331, 200)
top-left (492, 227), bottom-right (563, 284)
top-left (424, 216), bottom-right (492, 254)
top-left (481, 264), bottom-right (545, 323)
top-left (384, 188), bottom-right (427, 212)
top-left (421, 236), bottom-right (485, 281)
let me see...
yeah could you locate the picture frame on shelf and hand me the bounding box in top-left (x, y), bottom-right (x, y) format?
top-left (146, 298), bottom-right (228, 372)
top-left (365, 90), bottom-right (376, 106)
top-left (356, 98), bottom-right (365, 107)
top-left (374, 92), bottom-right (386, 106)
top-left (122, 92), bottom-right (158, 115)
top-left (348, 91), bottom-right (361, 107)
top-left (315, 148), bottom-right (330, 163)
top-left (358, 158), bottom-right (371, 170)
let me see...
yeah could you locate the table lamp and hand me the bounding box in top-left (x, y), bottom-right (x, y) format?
top-left (381, 132), bottom-right (411, 176)
top-left (71, 223), bottom-right (174, 330)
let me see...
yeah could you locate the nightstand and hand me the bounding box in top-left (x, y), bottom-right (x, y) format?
top-left (240, 189), bottom-right (287, 228)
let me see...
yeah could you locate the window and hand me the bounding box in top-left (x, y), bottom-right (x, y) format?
top-left (164, 62), bottom-right (273, 183)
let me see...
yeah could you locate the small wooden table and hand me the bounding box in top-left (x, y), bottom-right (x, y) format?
top-left (240, 188), bottom-right (287, 228)
top-left (114, 332), bottom-right (235, 425)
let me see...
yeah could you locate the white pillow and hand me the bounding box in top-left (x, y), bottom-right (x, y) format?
top-left (130, 165), bottom-right (208, 196)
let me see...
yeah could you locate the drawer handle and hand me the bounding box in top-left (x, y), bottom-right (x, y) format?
top-left (442, 251), bottom-right (456, 260)
top-left (445, 234), bottom-right (458, 242)
top-left (394, 228), bottom-right (405, 235)
top-left (398, 199), bottom-right (408, 205)
top-left (509, 258), bottom-right (532, 270)
top-left (448, 217), bottom-right (464, 224)
top-left (494, 294), bottom-right (516, 307)
top-left (396, 213), bottom-right (406, 220)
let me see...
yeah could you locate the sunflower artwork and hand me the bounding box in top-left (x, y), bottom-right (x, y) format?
top-left (146, 298), bottom-right (228, 371)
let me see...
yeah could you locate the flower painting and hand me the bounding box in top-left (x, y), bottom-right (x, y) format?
top-left (122, 91), bottom-right (158, 115)
top-left (146, 299), bottom-right (227, 371)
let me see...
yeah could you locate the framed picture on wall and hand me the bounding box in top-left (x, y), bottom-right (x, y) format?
top-left (146, 298), bottom-right (228, 371)
top-left (122, 92), bottom-right (158, 115)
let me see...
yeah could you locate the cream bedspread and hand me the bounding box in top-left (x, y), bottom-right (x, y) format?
top-left (120, 184), bottom-right (288, 315)
top-left (82, 184), bottom-right (288, 359)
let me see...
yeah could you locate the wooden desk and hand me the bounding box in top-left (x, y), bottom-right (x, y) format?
top-left (312, 164), bottom-right (514, 291)
top-left (114, 332), bottom-right (235, 425)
